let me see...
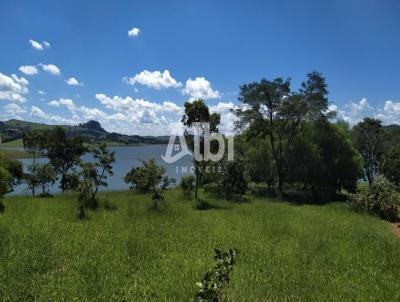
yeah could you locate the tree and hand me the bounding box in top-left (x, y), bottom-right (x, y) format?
top-left (381, 145), bottom-right (400, 185)
top-left (182, 99), bottom-right (221, 199)
top-left (0, 162), bottom-right (11, 213)
top-left (22, 129), bottom-right (47, 164)
top-left (218, 159), bottom-right (248, 199)
top-left (235, 72), bottom-right (330, 196)
top-left (46, 127), bottom-right (87, 192)
top-left (24, 163), bottom-right (41, 197)
top-left (0, 156), bottom-right (23, 193)
top-left (352, 118), bottom-right (386, 186)
top-left (288, 120), bottom-right (362, 201)
top-left (124, 159), bottom-right (175, 209)
top-left (77, 143), bottom-right (115, 209)
top-left (241, 136), bottom-right (276, 190)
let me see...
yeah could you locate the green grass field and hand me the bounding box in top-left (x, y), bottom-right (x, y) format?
top-left (0, 148), bottom-right (37, 159)
top-left (0, 138), bottom-right (23, 148)
top-left (1, 190), bottom-right (399, 301)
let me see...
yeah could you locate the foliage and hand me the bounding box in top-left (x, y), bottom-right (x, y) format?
top-left (24, 163), bottom-right (41, 197)
top-left (24, 163), bottom-right (56, 197)
top-left (22, 129), bottom-right (47, 162)
top-left (0, 155), bottom-right (23, 193)
top-left (352, 118), bottom-right (386, 186)
top-left (0, 165), bottom-right (11, 213)
top-left (288, 120), bottom-right (362, 201)
top-left (238, 135), bottom-right (276, 190)
top-left (194, 249), bottom-right (239, 302)
top-left (124, 158), bottom-right (169, 193)
top-left (124, 158), bottom-right (174, 210)
top-left (217, 159), bottom-right (248, 199)
top-left (351, 176), bottom-right (400, 222)
top-left (235, 72), bottom-right (331, 195)
top-left (46, 127), bottom-right (87, 192)
top-left (182, 99), bottom-right (221, 199)
top-left (180, 175), bottom-right (195, 199)
top-left (381, 144), bottom-right (400, 185)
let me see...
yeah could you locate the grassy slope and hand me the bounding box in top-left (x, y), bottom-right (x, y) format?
top-left (0, 149), bottom-right (36, 159)
top-left (0, 138), bottom-right (23, 147)
top-left (0, 191), bottom-right (399, 301)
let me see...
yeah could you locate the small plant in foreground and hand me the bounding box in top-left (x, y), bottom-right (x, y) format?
top-left (351, 175), bottom-right (400, 222)
top-left (194, 248), bottom-right (239, 302)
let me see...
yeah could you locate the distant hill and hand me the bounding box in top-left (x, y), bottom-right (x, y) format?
top-left (0, 119), bottom-right (169, 145)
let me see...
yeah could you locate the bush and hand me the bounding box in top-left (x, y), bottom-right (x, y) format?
top-left (194, 248), bottom-right (239, 302)
top-left (0, 200), bottom-right (5, 214)
top-left (103, 200), bottom-right (118, 211)
top-left (180, 175), bottom-right (195, 199)
top-left (351, 176), bottom-right (400, 222)
top-left (217, 160), bottom-right (248, 199)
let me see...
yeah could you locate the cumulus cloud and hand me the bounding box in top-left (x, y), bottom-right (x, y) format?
top-left (3, 103), bottom-right (27, 119)
top-left (128, 27), bottom-right (140, 37)
top-left (124, 70), bottom-right (182, 90)
top-left (43, 41), bottom-right (51, 48)
top-left (38, 90), bottom-right (46, 95)
top-left (30, 106), bottom-right (76, 124)
top-left (66, 77), bottom-right (84, 86)
top-left (183, 77), bottom-right (221, 100)
top-left (48, 98), bottom-right (77, 112)
top-left (39, 63), bottom-right (61, 75)
top-left (0, 73), bottom-right (29, 102)
top-left (19, 65), bottom-right (39, 75)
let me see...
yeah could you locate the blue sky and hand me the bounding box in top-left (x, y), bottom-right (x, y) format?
top-left (1, 0), bottom-right (399, 135)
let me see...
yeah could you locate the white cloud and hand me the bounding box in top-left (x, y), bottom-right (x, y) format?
top-left (183, 77), bottom-right (221, 100)
top-left (29, 39), bottom-right (50, 50)
top-left (39, 63), bottom-right (61, 75)
top-left (29, 39), bottom-right (44, 50)
top-left (209, 102), bottom-right (235, 113)
top-left (124, 70), bottom-right (182, 90)
top-left (128, 27), bottom-right (140, 37)
top-left (38, 90), bottom-right (46, 95)
top-left (30, 106), bottom-right (76, 124)
top-left (66, 77), bottom-right (84, 86)
top-left (48, 98), bottom-right (76, 112)
top-left (0, 73), bottom-right (29, 102)
top-left (19, 65), bottom-right (39, 75)
top-left (4, 103), bottom-right (27, 118)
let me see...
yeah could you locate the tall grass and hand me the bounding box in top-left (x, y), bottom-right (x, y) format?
top-left (0, 190), bottom-right (399, 301)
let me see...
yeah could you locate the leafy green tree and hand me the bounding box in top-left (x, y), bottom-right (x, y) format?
top-left (0, 164), bottom-right (11, 213)
top-left (0, 156), bottom-right (23, 193)
top-left (22, 129), bottom-right (47, 164)
top-left (182, 99), bottom-right (221, 199)
top-left (124, 159), bottom-right (174, 209)
top-left (241, 136), bottom-right (275, 190)
top-left (218, 159), bottom-right (248, 199)
top-left (381, 145), bottom-right (400, 185)
top-left (46, 127), bottom-right (87, 192)
top-left (24, 163), bottom-right (41, 197)
top-left (36, 163), bottom-right (57, 195)
top-left (288, 120), bottom-right (362, 200)
top-left (352, 118), bottom-right (386, 186)
top-left (77, 143), bottom-right (115, 209)
top-left (235, 72), bottom-right (330, 196)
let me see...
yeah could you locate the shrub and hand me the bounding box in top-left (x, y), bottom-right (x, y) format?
top-left (194, 248), bottom-right (239, 302)
top-left (218, 160), bottom-right (248, 199)
top-left (351, 176), bottom-right (400, 222)
top-left (382, 145), bottom-right (400, 185)
top-left (180, 175), bottom-right (195, 199)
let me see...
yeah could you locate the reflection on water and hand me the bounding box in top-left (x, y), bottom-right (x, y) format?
top-left (6, 145), bottom-right (193, 195)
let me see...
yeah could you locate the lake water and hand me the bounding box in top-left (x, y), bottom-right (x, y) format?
top-left (4, 145), bottom-right (194, 195)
